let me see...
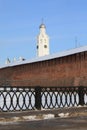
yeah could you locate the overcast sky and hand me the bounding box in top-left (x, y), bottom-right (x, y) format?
top-left (0, 0), bottom-right (87, 64)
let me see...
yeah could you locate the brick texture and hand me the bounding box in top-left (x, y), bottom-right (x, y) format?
top-left (0, 51), bottom-right (87, 87)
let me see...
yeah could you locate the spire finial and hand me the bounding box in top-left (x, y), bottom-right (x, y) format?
top-left (39, 18), bottom-right (46, 28)
top-left (41, 18), bottom-right (44, 24)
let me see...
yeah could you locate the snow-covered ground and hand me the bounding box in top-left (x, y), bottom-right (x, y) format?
top-left (0, 113), bottom-right (70, 125)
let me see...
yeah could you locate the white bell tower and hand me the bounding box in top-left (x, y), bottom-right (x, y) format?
top-left (37, 23), bottom-right (49, 57)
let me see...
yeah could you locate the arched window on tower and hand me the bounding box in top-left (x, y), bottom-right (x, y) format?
top-left (44, 45), bottom-right (47, 48)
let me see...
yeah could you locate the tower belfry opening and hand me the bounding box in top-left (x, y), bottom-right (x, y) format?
top-left (37, 22), bottom-right (50, 57)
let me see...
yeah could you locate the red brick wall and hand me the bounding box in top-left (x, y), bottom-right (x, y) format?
top-left (0, 51), bottom-right (87, 87)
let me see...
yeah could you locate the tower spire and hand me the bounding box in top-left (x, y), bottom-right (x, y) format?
top-left (41, 18), bottom-right (44, 24)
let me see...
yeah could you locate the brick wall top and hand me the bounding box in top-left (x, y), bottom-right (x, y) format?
top-left (0, 48), bottom-right (87, 87)
top-left (0, 45), bottom-right (87, 69)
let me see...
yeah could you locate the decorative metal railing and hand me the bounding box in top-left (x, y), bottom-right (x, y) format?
top-left (0, 86), bottom-right (87, 112)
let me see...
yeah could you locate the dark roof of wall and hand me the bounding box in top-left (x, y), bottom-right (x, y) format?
top-left (0, 45), bottom-right (87, 69)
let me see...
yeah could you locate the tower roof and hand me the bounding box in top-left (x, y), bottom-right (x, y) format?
top-left (39, 24), bottom-right (46, 28)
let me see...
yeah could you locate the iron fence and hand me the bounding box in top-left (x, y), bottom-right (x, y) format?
top-left (0, 86), bottom-right (87, 112)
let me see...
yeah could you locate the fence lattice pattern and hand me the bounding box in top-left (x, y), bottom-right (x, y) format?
top-left (0, 86), bottom-right (86, 112)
